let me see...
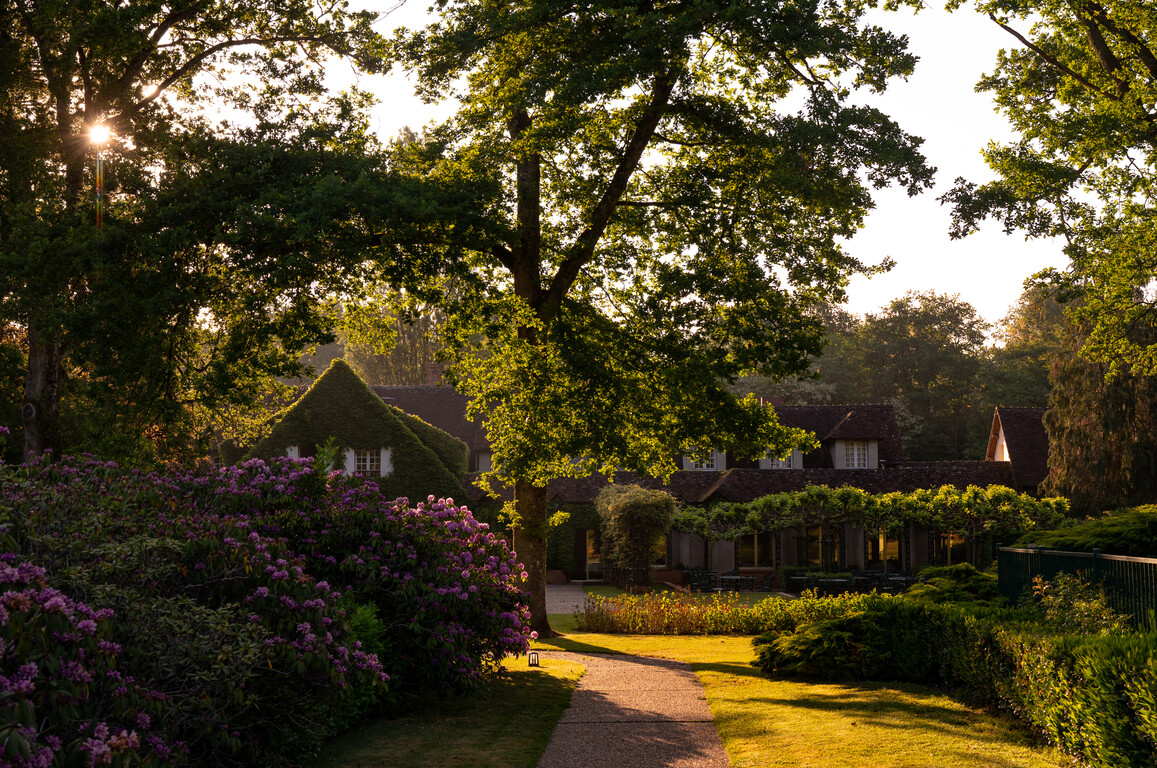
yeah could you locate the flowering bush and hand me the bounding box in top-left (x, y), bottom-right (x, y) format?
top-left (250, 485), bottom-right (532, 693)
top-left (0, 558), bottom-right (172, 767)
top-left (0, 454), bottom-right (532, 766)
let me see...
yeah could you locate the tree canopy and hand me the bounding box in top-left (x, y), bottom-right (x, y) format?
top-left (945, 0), bottom-right (1157, 376)
top-left (389, 0), bottom-right (934, 632)
top-left (0, 0), bottom-right (401, 462)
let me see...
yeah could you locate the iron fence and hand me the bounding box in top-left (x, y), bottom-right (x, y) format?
top-left (998, 546), bottom-right (1157, 626)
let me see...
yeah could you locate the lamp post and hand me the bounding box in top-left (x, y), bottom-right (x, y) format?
top-left (90, 124), bottom-right (110, 229)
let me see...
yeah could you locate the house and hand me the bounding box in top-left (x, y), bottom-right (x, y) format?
top-left (682, 403), bottom-right (905, 471)
top-left (985, 406), bottom-right (1050, 492)
top-left (300, 369), bottom-right (1051, 582)
top-left (246, 359), bottom-right (469, 502)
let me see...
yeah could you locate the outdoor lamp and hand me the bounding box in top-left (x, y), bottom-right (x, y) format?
top-left (528, 651), bottom-right (539, 667)
top-left (90, 124), bottom-right (111, 145)
top-left (90, 124), bottom-right (111, 229)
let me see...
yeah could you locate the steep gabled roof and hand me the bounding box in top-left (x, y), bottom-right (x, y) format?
top-left (372, 385), bottom-right (489, 453)
top-left (775, 404), bottom-right (904, 464)
top-left (987, 406), bottom-right (1050, 490)
top-left (248, 359), bottom-right (467, 501)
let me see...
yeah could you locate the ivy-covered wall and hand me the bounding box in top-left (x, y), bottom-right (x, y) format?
top-left (246, 359), bottom-right (466, 502)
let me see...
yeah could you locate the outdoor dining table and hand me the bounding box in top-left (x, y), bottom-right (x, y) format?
top-left (817, 578), bottom-right (852, 595)
top-left (719, 575), bottom-right (755, 592)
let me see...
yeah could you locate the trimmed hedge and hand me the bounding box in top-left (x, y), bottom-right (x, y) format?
top-left (1014, 505), bottom-right (1157, 556)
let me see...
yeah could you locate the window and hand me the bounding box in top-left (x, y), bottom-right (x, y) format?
top-left (931, 533), bottom-right (968, 566)
top-left (690, 454), bottom-right (717, 470)
top-left (354, 448), bottom-right (382, 476)
top-left (760, 450), bottom-right (795, 469)
top-left (738, 531), bottom-right (775, 568)
top-left (650, 535), bottom-right (668, 567)
top-left (797, 525), bottom-right (840, 569)
top-left (844, 441), bottom-right (868, 469)
top-left (867, 532), bottom-right (902, 571)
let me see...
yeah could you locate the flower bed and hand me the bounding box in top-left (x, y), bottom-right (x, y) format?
top-left (575, 589), bottom-right (874, 635)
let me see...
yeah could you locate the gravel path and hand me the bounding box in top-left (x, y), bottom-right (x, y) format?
top-left (535, 651), bottom-right (731, 768)
top-left (545, 583), bottom-right (587, 615)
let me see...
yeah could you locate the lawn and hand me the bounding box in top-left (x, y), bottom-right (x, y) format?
top-left (308, 655), bottom-right (583, 768)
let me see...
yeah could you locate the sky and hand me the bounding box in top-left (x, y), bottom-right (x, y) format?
top-left (333, 1), bottom-right (1068, 331)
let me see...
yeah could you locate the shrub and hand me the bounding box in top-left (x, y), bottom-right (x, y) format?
top-left (752, 597), bottom-right (944, 682)
top-left (903, 563), bottom-right (1002, 606)
top-left (0, 558), bottom-right (174, 767)
top-left (1028, 572), bottom-right (1130, 635)
top-left (595, 485), bottom-right (676, 574)
top-left (1014, 505), bottom-right (1157, 556)
top-left (750, 587), bottom-right (1157, 768)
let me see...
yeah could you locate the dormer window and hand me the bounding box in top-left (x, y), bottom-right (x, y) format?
top-left (355, 448), bottom-right (382, 476)
top-left (691, 454), bottom-right (716, 470)
top-left (683, 450), bottom-right (725, 471)
top-left (844, 441), bottom-right (868, 469)
top-left (760, 449), bottom-right (797, 469)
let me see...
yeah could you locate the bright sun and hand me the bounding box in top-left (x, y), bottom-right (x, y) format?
top-left (90, 125), bottom-right (111, 144)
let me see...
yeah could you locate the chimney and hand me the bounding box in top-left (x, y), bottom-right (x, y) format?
top-left (423, 363), bottom-right (446, 386)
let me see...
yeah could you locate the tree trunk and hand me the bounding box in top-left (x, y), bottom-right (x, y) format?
top-left (512, 478), bottom-right (554, 638)
top-left (22, 316), bottom-right (67, 462)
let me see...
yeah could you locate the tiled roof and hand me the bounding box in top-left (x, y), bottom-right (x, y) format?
top-left (371, 385), bottom-right (489, 452)
top-left (989, 407), bottom-right (1050, 490)
top-left (775, 404), bottom-right (905, 464)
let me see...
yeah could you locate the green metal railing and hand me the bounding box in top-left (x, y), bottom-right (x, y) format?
top-left (998, 546), bottom-right (1157, 625)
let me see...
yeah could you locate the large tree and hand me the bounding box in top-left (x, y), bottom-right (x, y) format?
top-left (1042, 312), bottom-right (1157, 513)
top-left (0, 0), bottom-right (394, 461)
top-left (391, 0), bottom-right (934, 633)
top-left (856, 292), bottom-right (990, 459)
top-left (945, 0), bottom-right (1157, 375)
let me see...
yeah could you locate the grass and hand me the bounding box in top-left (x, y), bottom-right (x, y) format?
top-left (308, 655), bottom-right (583, 768)
top-left (533, 628), bottom-right (1069, 768)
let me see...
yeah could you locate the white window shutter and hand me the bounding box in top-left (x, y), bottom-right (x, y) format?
top-left (286, 445), bottom-right (299, 459)
top-left (343, 448), bottom-right (355, 473)
top-left (380, 448), bottom-right (393, 477)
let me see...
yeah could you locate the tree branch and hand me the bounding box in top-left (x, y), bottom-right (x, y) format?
top-left (988, 13), bottom-right (1111, 98)
top-left (540, 68), bottom-right (680, 319)
top-left (110, 33), bottom-right (345, 129)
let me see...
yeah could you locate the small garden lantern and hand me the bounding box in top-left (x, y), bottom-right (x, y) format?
top-left (528, 651), bottom-right (539, 667)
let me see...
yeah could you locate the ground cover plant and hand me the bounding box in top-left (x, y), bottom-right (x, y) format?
top-left (0, 455), bottom-right (533, 766)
